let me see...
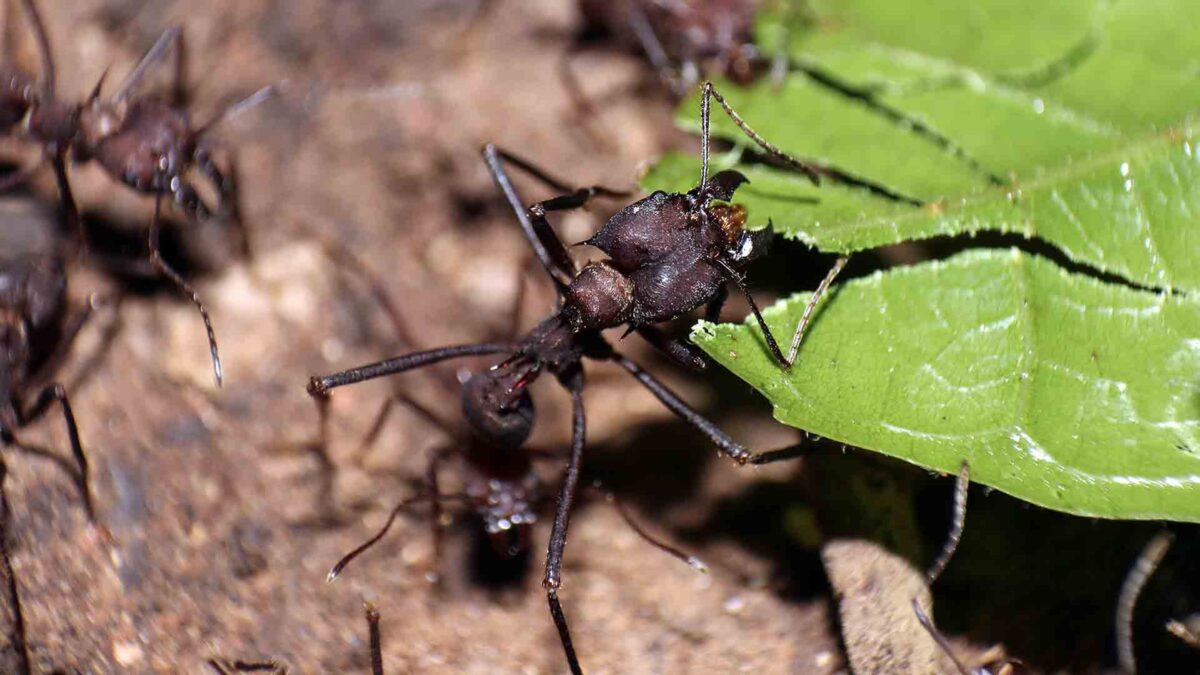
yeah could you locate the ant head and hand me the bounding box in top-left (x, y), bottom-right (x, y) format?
top-left (461, 370), bottom-right (535, 450)
top-left (27, 99), bottom-right (80, 153)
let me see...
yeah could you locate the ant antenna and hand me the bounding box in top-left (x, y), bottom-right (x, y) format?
top-left (595, 483), bottom-right (707, 573)
top-left (17, 0), bottom-right (54, 98)
top-left (700, 82), bottom-right (821, 185)
top-left (365, 602), bottom-right (384, 675)
top-left (327, 493), bottom-right (429, 582)
top-left (149, 189), bottom-right (223, 386)
top-left (196, 85), bottom-right (277, 139)
top-left (926, 461), bottom-right (970, 585)
top-left (1117, 531), bottom-right (1174, 675)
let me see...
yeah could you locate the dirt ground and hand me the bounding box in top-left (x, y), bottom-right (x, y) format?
top-left (3, 1), bottom-right (1199, 673)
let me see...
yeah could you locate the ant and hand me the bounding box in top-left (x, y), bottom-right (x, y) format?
top-left (307, 130), bottom-right (816, 671)
top-left (0, 0), bottom-right (274, 387)
top-left (486, 80), bottom-right (848, 372)
top-left (0, 224), bottom-right (106, 675)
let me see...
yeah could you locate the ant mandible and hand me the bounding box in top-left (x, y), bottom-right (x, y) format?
top-left (486, 80), bottom-right (848, 371)
top-left (0, 0), bottom-right (272, 387)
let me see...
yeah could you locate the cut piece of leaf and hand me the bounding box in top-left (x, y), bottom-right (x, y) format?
top-left (692, 249), bottom-right (1200, 522)
top-left (645, 0), bottom-right (1200, 291)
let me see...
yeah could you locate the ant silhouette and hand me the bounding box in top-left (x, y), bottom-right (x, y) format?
top-left (0, 215), bottom-right (110, 675)
top-left (486, 80), bottom-right (848, 372)
top-left (305, 132), bottom-right (817, 671)
top-left (0, 0), bottom-right (276, 387)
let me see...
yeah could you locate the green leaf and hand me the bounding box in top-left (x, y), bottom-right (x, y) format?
top-left (692, 249), bottom-right (1200, 521)
top-left (644, 0), bottom-right (1200, 291)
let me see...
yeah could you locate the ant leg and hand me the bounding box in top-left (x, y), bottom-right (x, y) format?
top-left (704, 284), bottom-right (728, 324)
top-left (19, 383), bottom-right (94, 522)
top-left (355, 392), bottom-right (460, 462)
top-left (592, 483), bottom-right (707, 573)
top-left (483, 144), bottom-right (627, 286)
top-left (0, 459), bottom-right (29, 675)
top-left (544, 371), bottom-right (586, 675)
top-left (149, 191), bottom-right (223, 387)
top-left (205, 659), bottom-right (288, 674)
top-left (784, 256), bottom-right (848, 365)
top-left (112, 26), bottom-right (182, 103)
top-left (713, 258), bottom-right (789, 368)
top-left (610, 352), bottom-right (753, 464)
top-left (307, 343), bottom-right (513, 396)
top-left (195, 149), bottom-right (251, 259)
top-left (365, 602), bottom-right (384, 675)
top-left (49, 153), bottom-right (83, 255)
top-left (327, 492), bottom-right (430, 582)
top-left (310, 233), bottom-right (417, 350)
top-left (633, 324), bottom-right (707, 372)
top-left (308, 392), bottom-right (338, 523)
top-left (926, 461), bottom-right (969, 585)
top-left (425, 447), bottom-right (449, 586)
top-left (16, 0), bottom-right (54, 98)
top-left (1116, 531), bottom-right (1174, 675)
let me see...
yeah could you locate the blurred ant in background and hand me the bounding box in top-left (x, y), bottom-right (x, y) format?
top-left (0, 0), bottom-right (274, 387)
top-left (308, 186), bottom-right (720, 672)
top-left (0, 202), bottom-right (111, 675)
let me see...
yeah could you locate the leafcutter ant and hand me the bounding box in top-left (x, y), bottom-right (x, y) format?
top-left (487, 80), bottom-right (848, 372)
top-left (0, 212), bottom-right (106, 675)
top-left (0, 0), bottom-right (276, 387)
top-left (308, 218), bottom-right (718, 674)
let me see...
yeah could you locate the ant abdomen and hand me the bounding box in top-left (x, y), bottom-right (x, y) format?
top-left (563, 261), bottom-right (634, 331)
